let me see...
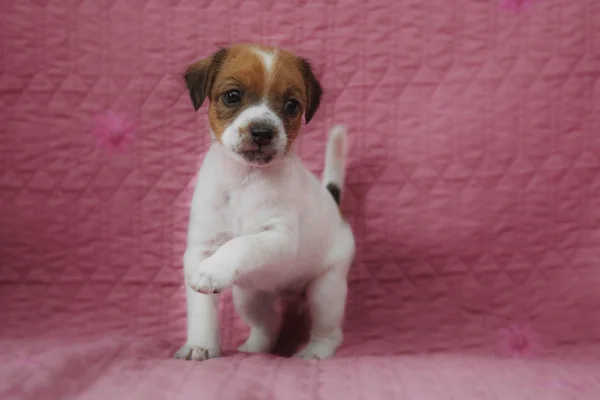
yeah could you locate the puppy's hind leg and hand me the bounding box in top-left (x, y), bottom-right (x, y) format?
top-left (233, 286), bottom-right (281, 354)
top-left (295, 266), bottom-right (348, 360)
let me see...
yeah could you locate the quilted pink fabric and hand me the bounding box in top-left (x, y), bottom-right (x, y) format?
top-left (1, 0), bottom-right (600, 399)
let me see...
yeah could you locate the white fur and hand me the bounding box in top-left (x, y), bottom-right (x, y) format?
top-left (252, 47), bottom-right (276, 75)
top-left (323, 125), bottom-right (348, 188)
top-left (219, 103), bottom-right (287, 161)
top-left (175, 125), bottom-right (355, 361)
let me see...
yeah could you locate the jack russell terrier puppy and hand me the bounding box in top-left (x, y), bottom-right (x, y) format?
top-left (174, 44), bottom-right (355, 361)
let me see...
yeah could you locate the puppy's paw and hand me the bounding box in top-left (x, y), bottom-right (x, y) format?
top-left (186, 260), bottom-right (233, 294)
top-left (295, 342), bottom-right (337, 360)
top-left (238, 341), bottom-right (265, 354)
top-left (174, 344), bottom-right (220, 361)
top-left (186, 271), bottom-right (225, 294)
top-left (237, 331), bottom-right (275, 354)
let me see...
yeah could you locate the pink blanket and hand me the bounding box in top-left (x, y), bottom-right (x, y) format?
top-left (1, 0), bottom-right (600, 399)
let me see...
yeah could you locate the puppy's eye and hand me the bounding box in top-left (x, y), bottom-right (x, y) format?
top-left (284, 99), bottom-right (300, 116)
top-left (223, 90), bottom-right (242, 106)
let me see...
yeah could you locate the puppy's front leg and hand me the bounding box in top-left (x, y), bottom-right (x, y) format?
top-left (175, 245), bottom-right (221, 361)
top-left (187, 224), bottom-right (298, 294)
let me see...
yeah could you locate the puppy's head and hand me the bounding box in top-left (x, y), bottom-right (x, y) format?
top-left (184, 44), bottom-right (322, 166)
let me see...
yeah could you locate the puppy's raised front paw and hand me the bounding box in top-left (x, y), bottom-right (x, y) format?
top-left (186, 271), bottom-right (225, 294)
top-left (174, 344), bottom-right (220, 361)
top-left (186, 259), bottom-right (234, 294)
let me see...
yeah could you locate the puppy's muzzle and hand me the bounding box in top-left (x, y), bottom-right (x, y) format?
top-left (249, 121), bottom-right (276, 147)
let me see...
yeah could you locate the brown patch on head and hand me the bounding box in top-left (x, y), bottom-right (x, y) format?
top-left (207, 45), bottom-right (269, 140)
top-left (184, 44), bottom-right (322, 149)
top-left (265, 49), bottom-right (323, 150)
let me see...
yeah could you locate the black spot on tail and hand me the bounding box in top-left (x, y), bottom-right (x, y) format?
top-left (326, 182), bottom-right (341, 205)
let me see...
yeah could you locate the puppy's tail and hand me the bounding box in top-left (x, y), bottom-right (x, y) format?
top-left (322, 125), bottom-right (348, 206)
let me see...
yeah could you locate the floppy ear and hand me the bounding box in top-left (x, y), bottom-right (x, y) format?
top-left (184, 48), bottom-right (228, 111)
top-left (298, 57), bottom-right (323, 124)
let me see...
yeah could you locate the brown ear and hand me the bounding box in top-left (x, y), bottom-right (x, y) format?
top-left (184, 48), bottom-right (228, 111)
top-left (298, 57), bottom-right (323, 124)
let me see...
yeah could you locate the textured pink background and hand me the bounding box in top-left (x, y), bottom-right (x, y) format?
top-left (1, 0), bottom-right (600, 399)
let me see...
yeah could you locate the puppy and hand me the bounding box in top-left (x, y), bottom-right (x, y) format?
top-left (174, 44), bottom-right (355, 361)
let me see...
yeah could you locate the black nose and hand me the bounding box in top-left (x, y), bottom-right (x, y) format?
top-left (249, 124), bottom-right (275, 146)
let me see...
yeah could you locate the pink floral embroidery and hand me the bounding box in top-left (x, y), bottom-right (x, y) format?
top-left (91, 110), bottom-right (136, 152)
top-left (500, 0), bottom-right (535, 12)
top-left (498, 323), bottom-right (540, 357)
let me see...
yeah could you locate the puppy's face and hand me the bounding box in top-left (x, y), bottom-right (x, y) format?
top-left (184, 45), bottom-right (322, 166)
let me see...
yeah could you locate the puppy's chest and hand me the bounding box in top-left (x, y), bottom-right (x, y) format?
top-left (215, 181), bottom-right (279, 234)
